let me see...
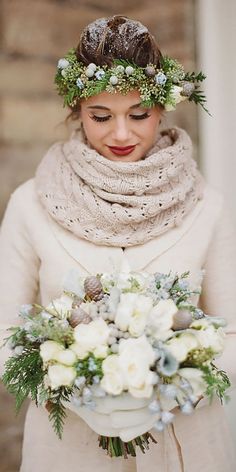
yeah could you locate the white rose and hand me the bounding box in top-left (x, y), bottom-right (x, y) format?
top-left (128, 371), bottom-right (155, 398)
top-left (119, 336), bottom-right (155, 389)
top-left (93, 344), bottom-right (109, 359)
top-left (148, 299), bottom-right (178, 339)
top-left (166, 333), bottom-right (199, 362)
top-left (195, 326), bottom-right (225, 353)
top-left (101, 371), bottom-right (124, 395)
top-left (48, 364), bottom-right (77, 389)
top-left (54, 348), bottom-right (77, 366)
top-left (179, 368), bottom-right (207, 397)
top-left (70, 342), bottom-right (88, 360)
top-left (101, 355), bottom-right (125, 395)
top-left (73, 318), bottom-right (110, 352)
top-left (40, 340), bottom-right (64, 363)
top-left (47, 294), bottom-right (73, 319)
top-left (115, 293), bottom-right (153, 336)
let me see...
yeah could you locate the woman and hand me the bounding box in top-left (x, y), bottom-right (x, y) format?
top-left (0, 15), bottom-right (236, 472)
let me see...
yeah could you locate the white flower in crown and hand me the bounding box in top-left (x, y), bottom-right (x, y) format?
top-left (165, 85), bottom-right (188, 111)
top-left (125, 66), bottom-right (134, 75)
top-left (76, 77), bottom-right (84, 89)
top-left (95, 70), bottom-right (106, 80)
top-left (110, 75), bottom-right (119, 85)
top-left (155, 72), bottom-right (167, 85)
top-left (57, 58), bottom-right (70, 69)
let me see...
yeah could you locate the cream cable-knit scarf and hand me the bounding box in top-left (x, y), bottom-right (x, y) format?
top-left (35, 127), bottom-right (205, 247)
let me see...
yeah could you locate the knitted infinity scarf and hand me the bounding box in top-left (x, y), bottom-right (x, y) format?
top-left (35, 127), bottom-right (205, 247)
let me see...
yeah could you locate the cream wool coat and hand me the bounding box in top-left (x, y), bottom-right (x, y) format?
top-left (0, 178), bottom-right (236, 472)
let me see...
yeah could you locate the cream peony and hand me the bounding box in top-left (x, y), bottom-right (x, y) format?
top-left (47, 364), bottom-right (77, 389)
top-left (115, 293), bottom-right (153, 336)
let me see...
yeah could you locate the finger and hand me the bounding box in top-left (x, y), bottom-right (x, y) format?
top-left (94, 393), bottom-right (151, 414)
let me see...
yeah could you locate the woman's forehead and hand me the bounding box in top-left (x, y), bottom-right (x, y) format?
top-left (81, 90), bottom-right (144, 111)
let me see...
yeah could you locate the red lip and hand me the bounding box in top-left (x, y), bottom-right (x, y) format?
top-left (108, 145), bottom-right (136, 156)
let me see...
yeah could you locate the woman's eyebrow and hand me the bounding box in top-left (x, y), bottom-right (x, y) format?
top-left (87, 103), bottom-right (143, 110)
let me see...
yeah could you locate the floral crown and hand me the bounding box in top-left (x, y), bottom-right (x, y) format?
top-left (55, 48), bottom-right (208, 113)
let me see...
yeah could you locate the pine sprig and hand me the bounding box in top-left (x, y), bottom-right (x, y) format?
top-left (47, 387), bottom-right (72, 439)
top-left (2, 348), bottom-right (44, 412)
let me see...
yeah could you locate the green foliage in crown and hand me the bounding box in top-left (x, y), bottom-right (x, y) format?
top-left (54, 48), bottom-right (209, 113)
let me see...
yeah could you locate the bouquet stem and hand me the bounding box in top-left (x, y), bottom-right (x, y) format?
top-left (98, 433), bottom-right (157, 458)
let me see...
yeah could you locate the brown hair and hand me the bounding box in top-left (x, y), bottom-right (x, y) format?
top-left (67, 15), bottom-right (163, 121)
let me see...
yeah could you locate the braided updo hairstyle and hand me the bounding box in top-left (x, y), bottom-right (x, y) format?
top-left (68, 15), bottom-right (163, 119)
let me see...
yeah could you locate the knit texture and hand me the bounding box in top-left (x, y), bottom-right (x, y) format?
top-left (35, 127), bottom-right (205, 247)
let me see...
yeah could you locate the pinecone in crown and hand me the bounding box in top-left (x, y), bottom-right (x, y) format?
top-left (69, 306), bottom-right (92, 328)
top-left (84, 276), bottom-right (104, 301)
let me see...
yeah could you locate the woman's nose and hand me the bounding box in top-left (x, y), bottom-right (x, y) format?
top-left (112, 117), bottom-right (132, 142)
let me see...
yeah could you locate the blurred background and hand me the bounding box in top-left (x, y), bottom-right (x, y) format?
top-left (0, 0), bottom-right (235, 470)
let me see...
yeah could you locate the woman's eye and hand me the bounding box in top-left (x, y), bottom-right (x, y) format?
top-left (130, 112), bottom-right (150, 120)
top-left (91, 115), bottom-right (111, 122)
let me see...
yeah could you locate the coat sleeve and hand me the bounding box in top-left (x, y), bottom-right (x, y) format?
top-left (199, 204), bottom-right (236, 391)
top-left (0, 187), bottom-right (40, 377)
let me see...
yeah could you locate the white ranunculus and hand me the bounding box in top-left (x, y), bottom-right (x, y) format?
top-left (165, 86), bottom-right (188, 111)
top-left (40, 340), bottom-right (64, 363)
top-left (54, 348), bottom-right (77, 366)
top-left (73, 318), bottom-right (110, 356)
top-left (179, 368), bottom-right (207, 397)
top-left (148, 299), bottom-right (178, 339)
top-left (195, 326), bottom-right (225, 353)
top-left (119, 336), bottom-right (155, 389)
top-left (57, 58), bottom-right (70, 69)
top-left (166, 333), bottom-right (199, 362)
top-left (47, 294), bottom-right (73, 319)
top-left (115, 293), bottom-right (153, 336)
top-left (47, 364), bottom-right (77, 389)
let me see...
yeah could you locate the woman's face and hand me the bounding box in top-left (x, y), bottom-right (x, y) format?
top-left (80, 90), bottom-right (162, 162)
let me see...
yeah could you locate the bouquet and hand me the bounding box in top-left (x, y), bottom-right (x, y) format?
top-left (2, 267), bottom-right (230, 458)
